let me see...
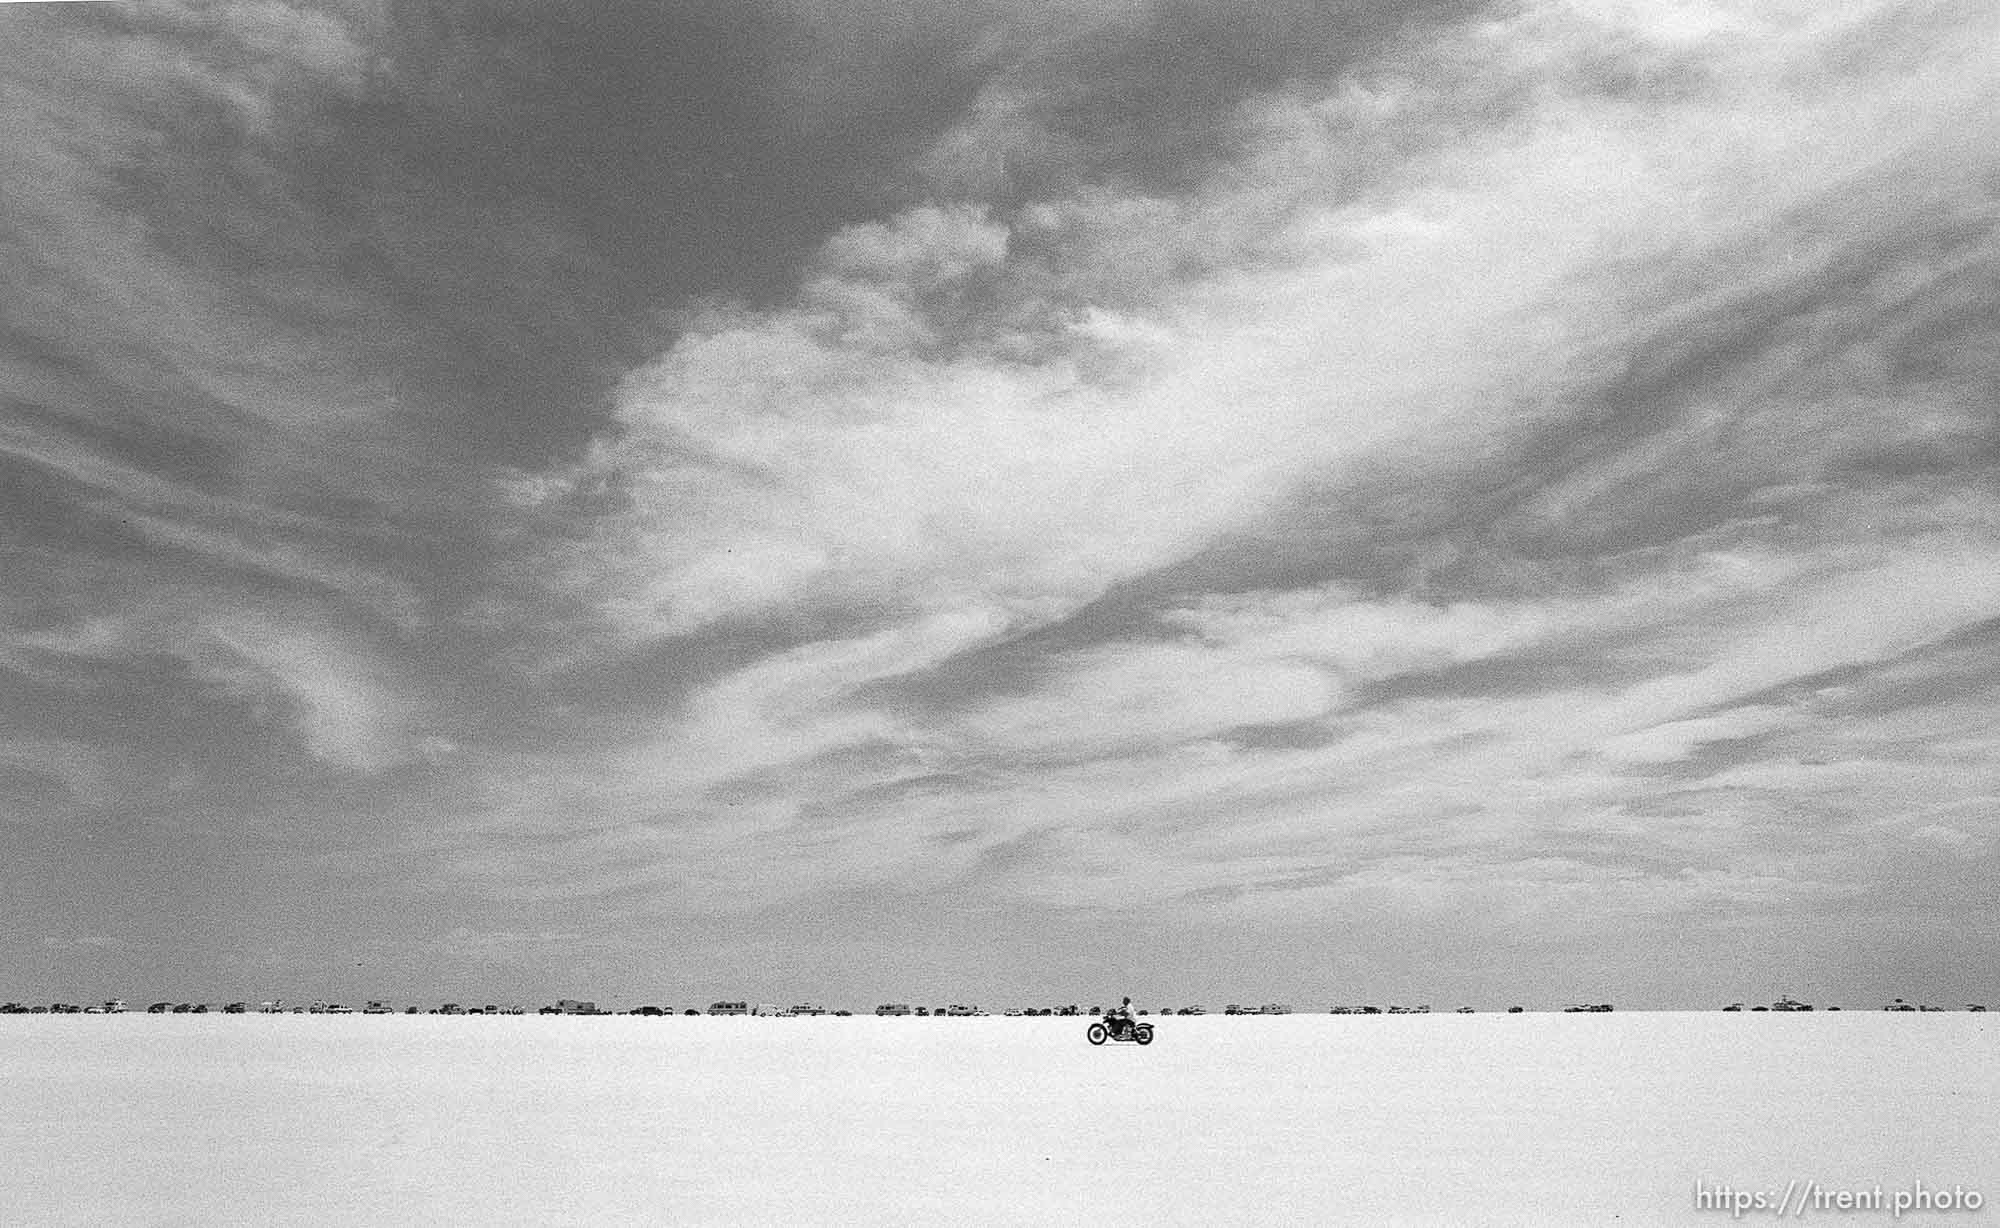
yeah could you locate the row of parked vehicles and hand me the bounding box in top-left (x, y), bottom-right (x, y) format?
top-left (10, 996), bottom-right (1988, 1016)
top-left (1721, 997), bottom-right (1989, 1012)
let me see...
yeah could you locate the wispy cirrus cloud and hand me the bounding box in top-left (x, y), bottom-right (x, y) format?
top-left (4, 0), bottom-right (1997, 1005)
top-left (434, 0), bottom-right (2000, 992)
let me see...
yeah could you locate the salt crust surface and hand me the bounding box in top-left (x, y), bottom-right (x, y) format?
top-left (6, 1014), bottom-right (1995, 1225)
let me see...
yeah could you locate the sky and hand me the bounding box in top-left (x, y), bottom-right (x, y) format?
top-left (2, 0), bottom-right (1997, 1011)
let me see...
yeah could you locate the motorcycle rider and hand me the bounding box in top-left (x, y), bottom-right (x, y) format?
top-left (1106, 996), bottom-right (1135, 1037)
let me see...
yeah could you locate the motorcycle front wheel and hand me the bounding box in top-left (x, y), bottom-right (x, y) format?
top-left (1087, 1023), bottom-right (1108, 1045)
top-left (1135, 1026), bottom-right (1154, 1045)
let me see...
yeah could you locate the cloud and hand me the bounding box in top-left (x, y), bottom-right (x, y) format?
top-left (6, 0), bottom-right (1999, 1003)
top-left (0, 577), bottom-right (426, 780)
top-left (440, 0), bottom-right (2000, 933)
top-left (1279, 855), bottom-right (1867, 923)
top-left (958, 641), bottom-right (1338, 763)
top-left (1908, 823), bottom-right (1990, 859)
top-left (548, 0), bottom-right (1997, 633)
top-left (198, 608), bottom-right (420, 773)
top-left (0, 739), bottom-right (108, 817)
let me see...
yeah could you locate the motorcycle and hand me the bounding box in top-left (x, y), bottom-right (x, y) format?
top-left (1087, 1015), bottom-right (1154, 1045)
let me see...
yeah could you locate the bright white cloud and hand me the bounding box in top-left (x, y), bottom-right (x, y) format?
top-left (440, 0), bottom-right (2000, 931)
top-left (551, 0), bottom-right (1998, 641)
